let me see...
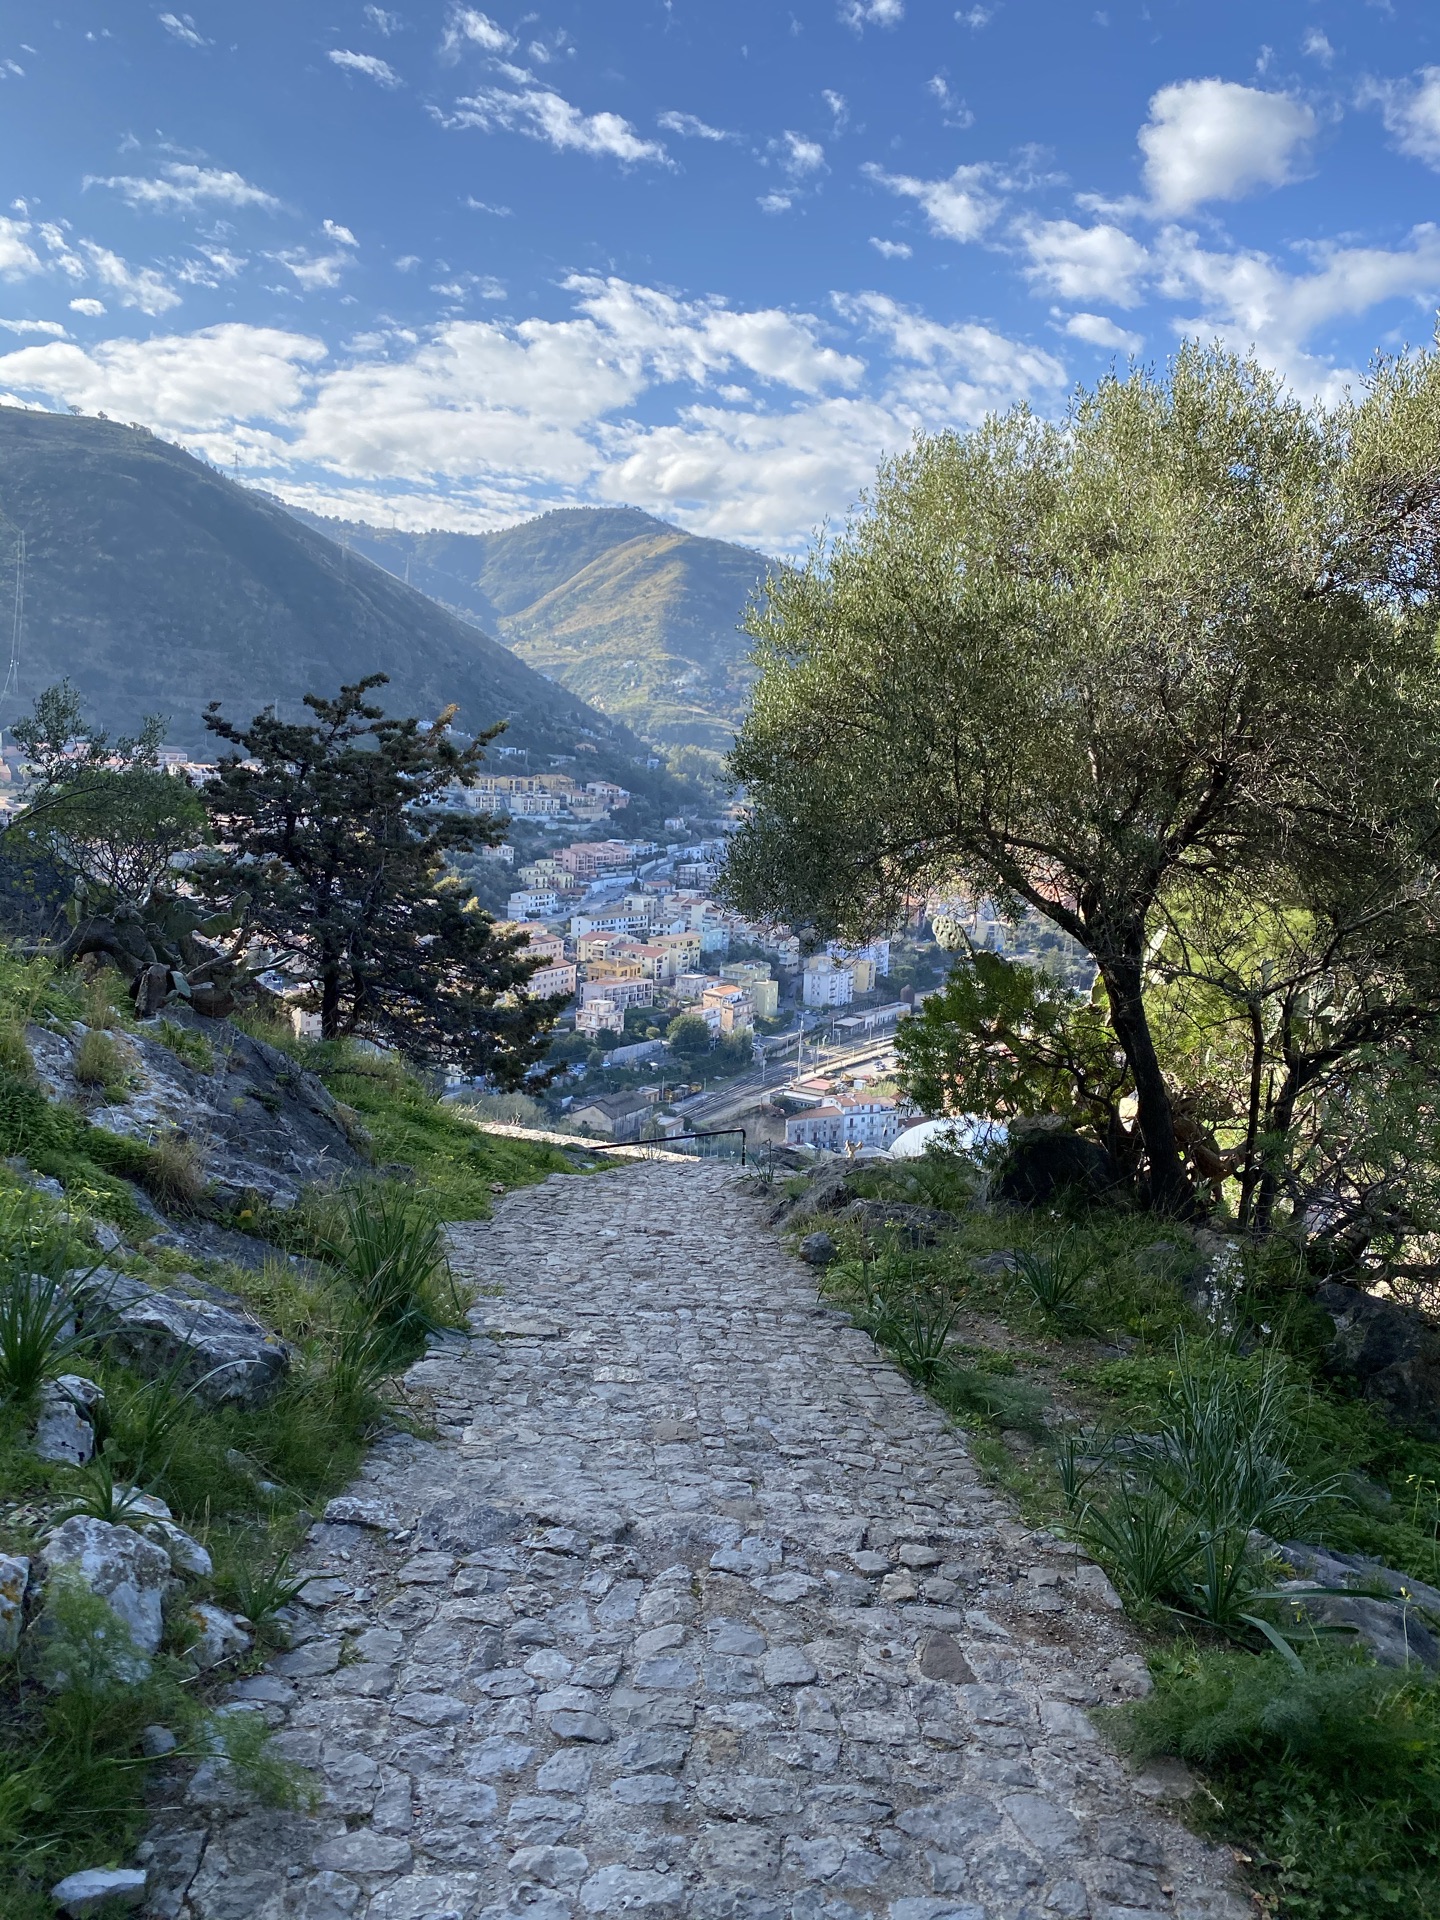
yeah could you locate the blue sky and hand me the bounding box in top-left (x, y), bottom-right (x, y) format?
top-left (1, 1), bottom-right (1438, 551)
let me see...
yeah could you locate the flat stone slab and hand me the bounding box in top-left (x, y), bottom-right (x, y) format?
top-left (148, 1163), bottom-right (1250, 1920)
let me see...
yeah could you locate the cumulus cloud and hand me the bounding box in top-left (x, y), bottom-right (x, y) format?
top-left (841, 291), bottom-right (1067, 401)
top-left (1021, 219), bottom-right (1150, 306)
top-left (658, 110), bottom-right (731, 141)
top-left (840, 0), bottom-right (903, 28)
top-left (441, 7), bottom-right (514, 57)
top-left (69, 297), bottom-right (106, 316)
top-left (158, 13), bottom-right (209, 48)
top-left (0, 317), bottom-right (67, 336)
top-left (85, 163), bottom-right (280, 214)
top-left (870, 237), bottom-right (912, 258)
top-left (328, 49), bottom-right (402, 86)
top-left (271, 246), bottom-right (354, 291)
top-left (1155, 222), bottom-right (1440, 397)
top-left (779, 132), bottom-right (826, 176)
top-left (1063, 311), bottom-right (1143, 352)
top-left (863, 161), bottom-right (1002, 242)
top-left (0, 323), bottom-right (323, 429)
top-left (0, 216), bottom-right (41, 279)
top-left (1139, 79), bottom-right (1317, 213)
top-left (1366, 68), bottom-right (1440, 169)
top-left (439, 83), bottom-right (669, 164)
top-left (323, 220), bottom-right (359, 247)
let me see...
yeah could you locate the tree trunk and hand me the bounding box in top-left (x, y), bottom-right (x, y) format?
top-left (1236, 1000), bottom-right (1266, 1232)
top-left (320, 950), bottom-right (344, 1041)
top-left (1099, 948), bottom-right (1193, 1216)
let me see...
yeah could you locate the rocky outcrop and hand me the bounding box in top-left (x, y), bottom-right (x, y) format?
top-left (26, 1002), bottom-right (364, 1212)
top-left (1272, 1540), bottom-right (1440, 1668)
top-left (41, 1516), bottom-right (174, 1659)
top-left (1313, 1279), bottom-right (1440, 1438)
top-left (994, 1129), bottom-right (1118, 1207)
top-left (32, 1374), bottom-right (104, 1465)
top-left (72, 1265), bottom-right (291, 1408)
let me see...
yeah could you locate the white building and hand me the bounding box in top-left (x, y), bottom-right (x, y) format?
top-left (802, 956), bottom-right (854, 1008)
top-left (828, 938), bottom-right (891, 977)
top-left (508, 888), bottom-right (560, 919)
top-left (576, 999), bottom-right (624, 1036)
top-left (785, 1094), bottom-right (909, 1152)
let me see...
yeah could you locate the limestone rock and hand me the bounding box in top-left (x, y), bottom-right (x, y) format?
top-left (798, 1231), bottom-right (836, 1266)
top-left (1272, 1540), bottom-right (1440, 1668)
top-left (995, 1128), bottom-right (1118, 1207)
top-left (0, 1551), bottom-right (29, 1654)
top-left (186, 1602), bottom-right (253, 1669)
top-left (72, 1266), bottom-right (290, 1409)
top-left (49, 1866), bottom-right (149, 1916)
top-left (41, 1516), bottom-right (173, 1656)
top-left (1314, 1279), bottom-right (1440, 1437)
top-left (32, 1374), bottom-right (103, 1466)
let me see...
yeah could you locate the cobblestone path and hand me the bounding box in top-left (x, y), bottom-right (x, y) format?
top-left (152, 1161), bottom-right (1250, 1920)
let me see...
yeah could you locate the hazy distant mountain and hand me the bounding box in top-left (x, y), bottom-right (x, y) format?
top-left (289, 506), bottom-right (773, 754)
top-left (0, 409), bottom-right (686, 812)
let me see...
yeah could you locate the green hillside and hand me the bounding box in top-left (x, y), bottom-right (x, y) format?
top-left (0, 410), bottom-right (686, 815)
top-left (290, 506), bottom-right (773, 753)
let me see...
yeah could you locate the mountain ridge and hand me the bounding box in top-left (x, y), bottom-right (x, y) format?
top-left (0, 409), bottom-right (688, 818)
top-left (287, 504), bottom-right (773, 754)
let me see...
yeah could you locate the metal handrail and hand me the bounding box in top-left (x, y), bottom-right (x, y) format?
top-left (584, 1125), bottom-right (747, 1166)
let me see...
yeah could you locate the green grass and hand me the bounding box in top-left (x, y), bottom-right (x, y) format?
top-left (1115, 1646), bottom-right (1440, 1919)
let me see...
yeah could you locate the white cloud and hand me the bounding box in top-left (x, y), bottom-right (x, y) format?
top-left (0, 278), bottom-right (1077, 548)
top-left (439, 83), bottom-right (669, 165)
top-left (758, 192), bottom-right (793, 215)
top-left (176, 246), bottom-right (246, 287)
top-left (957, 6), bottom-right (992, 25)
top-left (869, 237), bottom-right (912, 258)
top-left (441, 7), bottom-right (514, 57)
top-left (1302, 27), bottom-right (1335, 66)
top-left (271, 247), bottom-right (353, 291)
top-left (69, 297), bottom-right (106, 316)
top-left (823, 91), bottom-right (848, 132)
top-left (364, 6), bottom-right (403, 31)
top-left (840, 0), bottom-right (903, 28)
top-left (863, 161), bottom-right (1002, 242)
top-left (0, 317), bottom-right (67, 336)
top-left (86, 163), bottom-right (280, 214)
top-left (1139, 79), bottom-right (1317, 213)
top-left (0, 323), bottom-right (324, 429)
top-left (323, 220), bottom-right (359, 247)
top-left (926, 74), bottom-right (973, 127)
top-left (1021, 219), bottom-right (1150, 306)
top-left (840, 291), bottom-right (1067, 405)
top-left (1063, 311), bottom-right (1142, 352)
top-left (1155, 222), bottom-right (1440, 398)
top-left (0, 216), bottom-right (41, 279)
top-left (328, 49), bottom-right (402, 86)
top-left (780, 131), bottom-right (826, 176)
top-left (1366, 67), bottom-right (1440, 169)
top-left (657, 110), bottom-right (731, 141)
top-left (158, 13), bottom-right (209, 49)
top-left (81, 243), bottom-right (181, 314)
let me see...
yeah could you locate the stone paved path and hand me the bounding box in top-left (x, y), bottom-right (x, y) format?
top-left (153, 1161), bottom-right (1251, 1920)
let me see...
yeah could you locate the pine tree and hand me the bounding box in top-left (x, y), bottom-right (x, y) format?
top-left (199, 676), bottom-right (563, 1085)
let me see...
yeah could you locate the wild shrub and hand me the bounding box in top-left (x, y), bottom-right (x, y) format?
top-left (0, 1574), bottom-right (301, 1910)
top-left (318, 1182), bottom-right (466, 1365)
top-left (139, 1130), bottom-right (206, 1213)
top-left (155, 1018), bottom-right (215, 1074)
top-left (72, 1028), bottom-right (130, 1096)
top-left (1115, 1646), bottom-right (1440, 1918)
top-left (0, 1262), bottom-right (88, 1406)
top-left (1011, 1236), bottom-right (1098, 1332)
top-left (1063, 1344), bottom-right (1342, 1626)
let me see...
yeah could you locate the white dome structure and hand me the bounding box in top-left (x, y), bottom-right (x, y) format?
top-left (889, 1115), bottom-right (1008, 1159)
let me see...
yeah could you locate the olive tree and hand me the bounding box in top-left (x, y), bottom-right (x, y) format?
top-left (724, 344), bottom-right (1440, 1213)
